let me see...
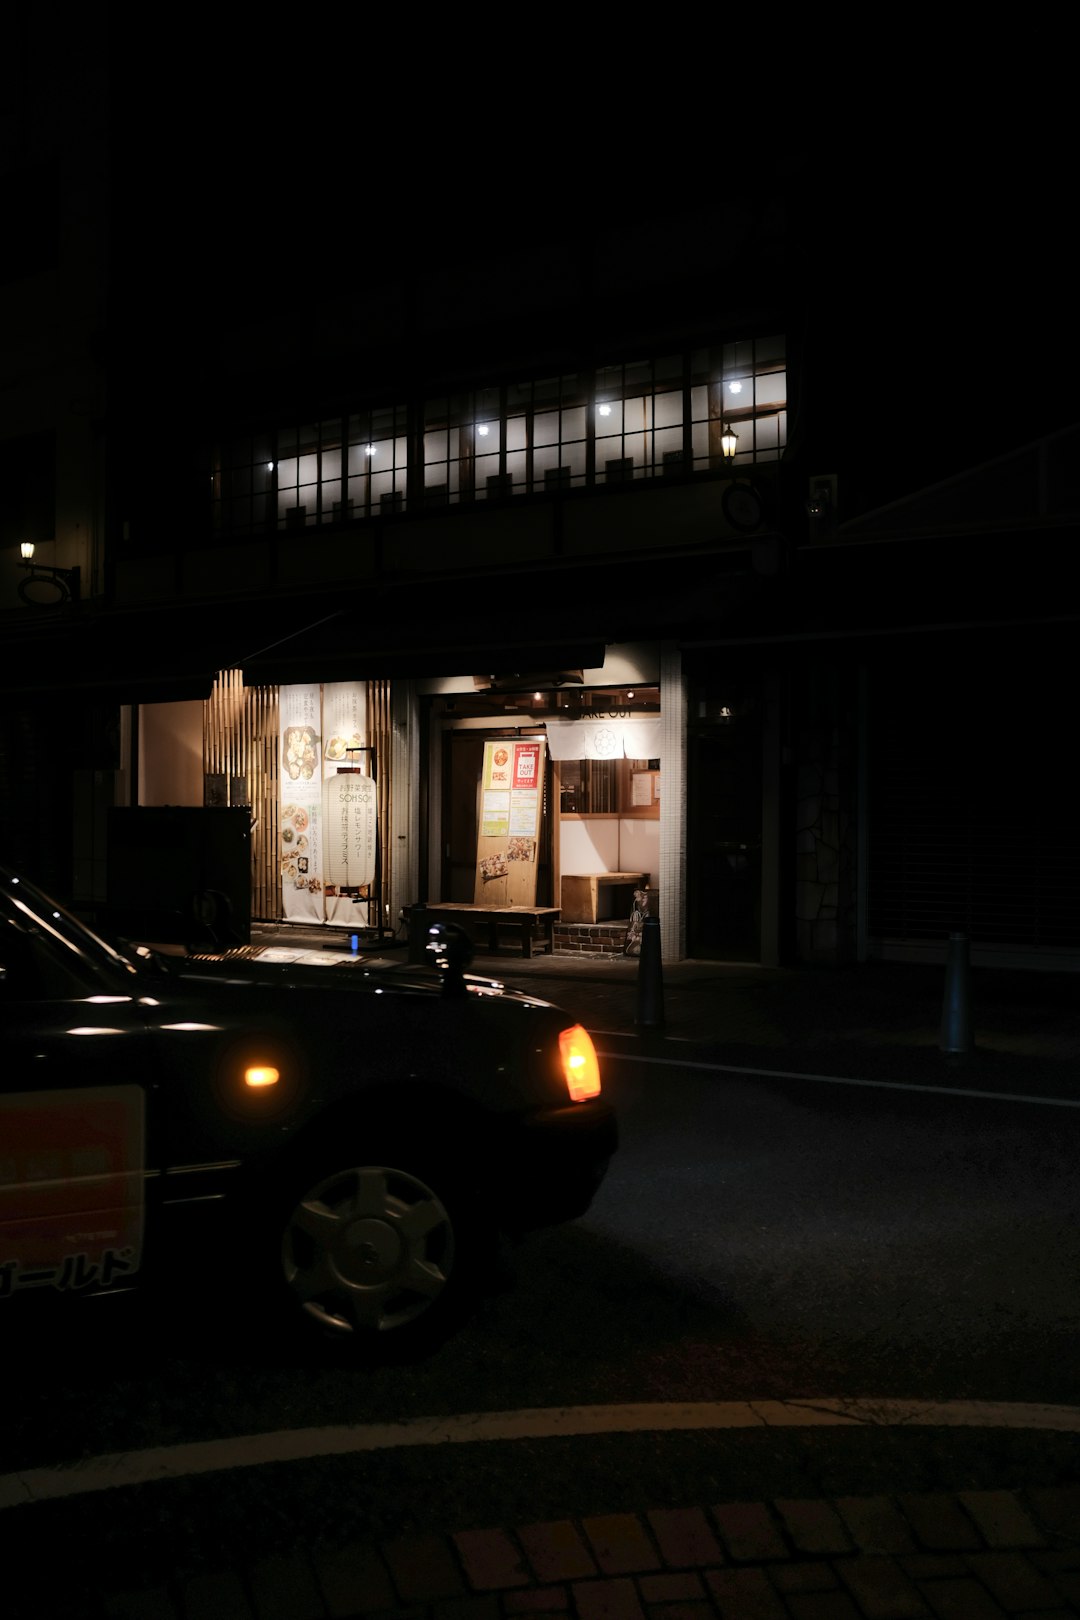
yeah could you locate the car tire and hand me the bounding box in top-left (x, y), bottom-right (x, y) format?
top-left (275, 1149), bottom-right (488, 1357)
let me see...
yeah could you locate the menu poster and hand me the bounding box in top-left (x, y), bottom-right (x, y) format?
top-left (481, 790), bottom-right (510, 838)
top-left (280, 685), bottom-right (324, 922)
top-left (480, 740), bottom-right (512, 838)
top-left (509, 743), bottom-right (542, 853)
top-left (280, 683), bottom-right (374, 926)
top-left (473, 737), bottom-right (546, 906)
top-left (484, 743), bottom-right (513, 790)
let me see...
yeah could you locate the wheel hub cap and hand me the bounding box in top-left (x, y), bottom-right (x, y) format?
top-left (337, 1217), bottom-right (402, 1284)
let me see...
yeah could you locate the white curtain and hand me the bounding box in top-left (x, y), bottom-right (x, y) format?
top-left (545, 718), bottom-right (661, 760)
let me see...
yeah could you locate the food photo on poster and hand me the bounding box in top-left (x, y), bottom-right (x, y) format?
top-left (277, 682), bottom-right (375, 925)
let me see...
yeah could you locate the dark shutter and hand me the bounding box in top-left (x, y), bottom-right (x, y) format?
top-left (867, 648), bottom-right (1079, 952)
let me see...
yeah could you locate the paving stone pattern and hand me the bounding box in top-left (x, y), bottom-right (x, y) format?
top-left (96, 1489), bottom-right (1080, 1620)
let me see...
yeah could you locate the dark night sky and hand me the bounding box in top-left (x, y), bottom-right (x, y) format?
top-left (794, 147), bottom-right (1077, 515)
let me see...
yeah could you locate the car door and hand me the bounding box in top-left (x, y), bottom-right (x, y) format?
top-left (0, 917), bottom-right (152, 1301)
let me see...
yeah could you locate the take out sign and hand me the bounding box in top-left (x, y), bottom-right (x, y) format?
top-left (513, 742), bottom-right (540, 789)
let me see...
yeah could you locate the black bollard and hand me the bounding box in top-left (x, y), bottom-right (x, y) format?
top-left (940, 931), bottom-right (973, 1054)
top-left (635, 915), bottom-right (665, 1029)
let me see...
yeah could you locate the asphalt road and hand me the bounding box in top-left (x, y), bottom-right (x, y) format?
top-left (5, 1049), bottom-right (1080, 1583)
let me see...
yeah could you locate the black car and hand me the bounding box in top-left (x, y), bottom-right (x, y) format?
top-left (0, 866), bottom-right (616, 1351)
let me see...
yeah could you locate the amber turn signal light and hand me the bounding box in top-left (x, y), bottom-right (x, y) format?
top-left (558, 1025), bottom-right (601, 1102)
top-left (244, 1065), bottom-right (280, 1088)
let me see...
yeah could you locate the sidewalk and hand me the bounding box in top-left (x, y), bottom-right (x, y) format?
top-left (95, 1486), bottom-right (1080, 1618)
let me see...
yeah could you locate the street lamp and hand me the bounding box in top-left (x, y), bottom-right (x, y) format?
top-left (17, 541), bottom-right (81, 605)
top-left (720, 423), bottom-right (739, 463)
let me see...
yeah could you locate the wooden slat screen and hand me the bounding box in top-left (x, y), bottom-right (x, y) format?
top-left (203, 670), bottom-right (280, 919)
top-left (368, 678), bottom-right (392, 932)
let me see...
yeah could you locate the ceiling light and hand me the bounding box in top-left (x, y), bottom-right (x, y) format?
top-left (728, 380), bottom-right (743, 394)
top-left (598, 403), bottom-right (612, 417)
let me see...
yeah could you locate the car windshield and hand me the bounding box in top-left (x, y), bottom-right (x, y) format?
top-left (1, 868), bottom-right (142, 987)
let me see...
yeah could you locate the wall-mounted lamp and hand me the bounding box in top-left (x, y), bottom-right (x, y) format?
top-left (18, 542), bottom-right (81, 605)
top-left (720, 424), bottom-right (739, 462)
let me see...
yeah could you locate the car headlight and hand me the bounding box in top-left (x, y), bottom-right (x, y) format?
top-left (558, 1025), bottom-right (602, 1102)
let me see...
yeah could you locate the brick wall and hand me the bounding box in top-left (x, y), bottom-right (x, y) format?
top-left (554, 923), bottom-right (626, 957)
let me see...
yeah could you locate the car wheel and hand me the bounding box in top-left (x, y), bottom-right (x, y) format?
top-left (280, 1160), bottom-right (476, 1347)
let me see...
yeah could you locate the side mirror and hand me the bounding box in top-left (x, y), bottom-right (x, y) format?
top-left (425, 922), bottom-right (473, 998)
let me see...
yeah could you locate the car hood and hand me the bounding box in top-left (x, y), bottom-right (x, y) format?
top-left (161, 946), bottom-right (556, 1011)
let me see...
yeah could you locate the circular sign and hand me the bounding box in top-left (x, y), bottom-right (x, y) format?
top-left (722, 482), bottom-right (765, 533)
top-left (18, 574), bottom-right (68, 607)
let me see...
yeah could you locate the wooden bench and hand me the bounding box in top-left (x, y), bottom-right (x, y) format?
top-left (412, 902), bottom-right (561, 959)
top-left (560, 872), bottom-right (650, 925)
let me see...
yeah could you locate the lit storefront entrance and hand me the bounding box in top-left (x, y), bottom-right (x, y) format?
top-left (425, 665), bottom-right (662, 957)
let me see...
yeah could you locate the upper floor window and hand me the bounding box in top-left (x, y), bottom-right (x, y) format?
top-left (691, 336), bottom-right (786, 470)
top-left (210, 338), bottom-right (785, 536)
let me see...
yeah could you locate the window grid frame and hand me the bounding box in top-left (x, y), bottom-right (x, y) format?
top-left (210, 339), bottom-right (785, 536)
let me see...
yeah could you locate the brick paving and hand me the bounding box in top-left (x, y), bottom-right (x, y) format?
top-left (93, 1488), bottom-right (1080, 1619)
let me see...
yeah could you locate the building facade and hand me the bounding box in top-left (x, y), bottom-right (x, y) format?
top-left (4, 34), bottom-right (1078, 970)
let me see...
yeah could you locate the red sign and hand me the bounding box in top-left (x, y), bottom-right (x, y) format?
top-left (513, 742), bottom-right (540, 789)
top-left (0, 1086), bottom-right (145, 1297)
